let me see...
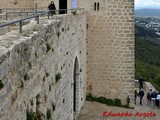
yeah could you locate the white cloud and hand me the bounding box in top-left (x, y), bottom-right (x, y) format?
top-left (135, 0), bottom-right (160, 9)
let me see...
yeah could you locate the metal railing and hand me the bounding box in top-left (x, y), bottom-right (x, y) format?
top-left (0, 8), bottom-right (84, 33)
top-left (0, 7), bottom-right (47, 13)
top-left (5, 11), bottom-right (45, 20)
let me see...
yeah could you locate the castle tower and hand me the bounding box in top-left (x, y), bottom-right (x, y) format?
top-left (77, 0), bottom-right (135, 102)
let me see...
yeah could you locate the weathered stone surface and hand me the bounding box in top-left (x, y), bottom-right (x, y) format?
top-left (0, 26), bottom-right (8, 35)
top-left (0, 13), bottom-right (86, 120)
top-left (0, 0), bottom-right (135, 119)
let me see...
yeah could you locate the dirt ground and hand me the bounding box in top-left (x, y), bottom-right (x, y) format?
top-left (77, 101), bottom-right (160, 120)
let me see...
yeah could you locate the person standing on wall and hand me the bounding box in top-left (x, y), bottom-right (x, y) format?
top-left (48, 1), bottom-right (56, 16)
top-left (138, 76), bottom-right (144, 90)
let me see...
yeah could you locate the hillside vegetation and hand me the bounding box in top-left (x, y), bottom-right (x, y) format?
top-left (135, 26), bottom-right (160, 91)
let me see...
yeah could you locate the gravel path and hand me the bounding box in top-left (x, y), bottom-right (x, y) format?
top-left (78, 83), bottom-right (160, 120)
top-left (77, 100), bottom-right (160, 120)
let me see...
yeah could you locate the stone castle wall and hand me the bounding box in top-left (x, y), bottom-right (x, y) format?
top-left (0, 0), bottom-right (52, 9)
top-left (78, 0), bottom-right (135, 102)
top-left (0, 0), bottom-right (34, 9)
top-left (0, 0), bottom-right (135, 119)
top-left (0, 13), bottom-right (86, 120)
top-left (0, 0), bottom-right (72, 10)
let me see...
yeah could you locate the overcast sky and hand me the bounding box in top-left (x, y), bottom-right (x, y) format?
top-left (135, 0), bottom-right (160, 9)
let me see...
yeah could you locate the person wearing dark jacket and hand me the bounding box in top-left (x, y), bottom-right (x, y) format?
top-left (127, 96), bottom-right (130, 107)
top-left (151, 91), bottom-right (157, 108)
top-left (138, 77), bottom-right (144, 90)
top-left (134, 90), bottom-right (138, 104)
top-left (156, 93), bottom-right (160, 107)
top-left (48, 1), bottom-right (56, 15)
top-left (139, 89), bottom-right (144, 106)
top-left (147, 92), bottom-right (151, 105)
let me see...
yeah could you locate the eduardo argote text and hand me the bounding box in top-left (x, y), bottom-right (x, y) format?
top-left (102, 111), bottom-right (156, 118)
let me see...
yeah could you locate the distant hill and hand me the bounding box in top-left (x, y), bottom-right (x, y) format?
top-left (135, 9), bottom-right (160, 17)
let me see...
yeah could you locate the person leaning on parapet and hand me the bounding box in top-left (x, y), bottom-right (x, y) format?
top-left (48, 1), bottom-right (56, 15)
top-left (138, 76), bottom-right (144, 90)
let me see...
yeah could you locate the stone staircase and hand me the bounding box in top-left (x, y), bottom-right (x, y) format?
top-left (134, 80), bottom-right (157, 92)
top-left (133, 80), bottom-right (159, 108)
top-left (126, 80), bottom-right (159, 108)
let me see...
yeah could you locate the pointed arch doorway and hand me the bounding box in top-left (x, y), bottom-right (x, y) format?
top-left (73, 57), bottom-right (80, 119)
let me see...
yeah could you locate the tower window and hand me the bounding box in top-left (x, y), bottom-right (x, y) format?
top-left (94, 2), bottom-right (100, 11)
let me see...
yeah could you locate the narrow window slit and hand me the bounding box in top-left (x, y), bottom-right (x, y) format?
top-left (97, 2), bottom-right (99, 11)
top-left (94, 2), bottom-right (97, 11)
